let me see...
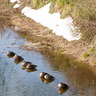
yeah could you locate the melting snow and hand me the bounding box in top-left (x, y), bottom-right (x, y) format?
top-left (13, 3), bottom-right (20, 8)
top-left (10, 0), bottom-right (81, 41)
top-left (10, 0), bottom-right (20, 3)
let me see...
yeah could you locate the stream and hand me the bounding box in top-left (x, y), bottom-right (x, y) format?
top-left (0, 18), bottom-right (96, 96)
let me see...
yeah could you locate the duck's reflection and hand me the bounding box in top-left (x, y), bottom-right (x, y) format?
top-left (7, 55), bottom-right (14, 58)
top-left (40, 77), bottom-right (53, 84)
top-left (58, 87), bottom-right (69, 94)
top-left (26, 68), bottom-right (37, 73)
top-left (22, 65), bottom-right (26, 70)
top-left (14, 59), bottom-right (23, 64)
top-left (40, 77), bottom-right (45, 82)
top-left (44, 79), bottom-right (53, 84)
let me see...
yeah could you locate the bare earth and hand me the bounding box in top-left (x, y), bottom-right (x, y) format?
top-left (0, 0), bottom-right (96, 71)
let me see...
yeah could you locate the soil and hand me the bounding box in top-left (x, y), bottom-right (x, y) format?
top-left (0, 0), bottom-right (96, 71)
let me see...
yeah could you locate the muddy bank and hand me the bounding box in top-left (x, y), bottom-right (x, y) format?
top-left (0, 0), bottom-right (96, 69)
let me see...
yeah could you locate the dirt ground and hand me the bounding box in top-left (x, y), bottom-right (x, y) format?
top-left (0, 0), bottom-right (96, 71)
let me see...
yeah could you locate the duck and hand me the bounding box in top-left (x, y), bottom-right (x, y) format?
top-left (58, 82), bottom-right (69, 89)
top-left (14, 54), bottom-right (24, 61)
top-left (44, 73), bottom-right (55, 81)
top-left (7, 51), bottom-right (15, 56)
top-left (39, 72), bottom-right (48, 78)
top-left (26, 64), bottom-right (37, 69)
top-left (22, 61), bottom-right (32, 66)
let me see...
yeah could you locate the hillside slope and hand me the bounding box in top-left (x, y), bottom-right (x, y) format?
top-left (0, 0), bottom-right (96, 69)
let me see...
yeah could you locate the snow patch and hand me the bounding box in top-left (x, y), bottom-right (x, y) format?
top-left (13, 3), bottom-right (20, 8)
top-left (10, 0), bottom-right (81, 41)
top-left (10, 0), bottom-right (20, 3)
top-left (22, 2), bottom-right (81, 41)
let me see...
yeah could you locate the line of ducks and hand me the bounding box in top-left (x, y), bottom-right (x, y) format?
top-left (7, 51), bottom-right (37, 69)
top-left (7, 51), bottom-right (69, 94)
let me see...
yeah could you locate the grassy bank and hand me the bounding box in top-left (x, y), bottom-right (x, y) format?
top-left (1, 0), bottom-right (96, 42)
top-left (29, 0), bottom-right (96, 42)
top-left (20, 0), bottom-right (96, 66)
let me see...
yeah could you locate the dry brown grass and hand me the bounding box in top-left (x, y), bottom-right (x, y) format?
top-left (25, 0), bottom-right (96, 42)
top-left (49, 0), bottom-right (96, 42)
top-left (1, 0), bottom-right (96, 42)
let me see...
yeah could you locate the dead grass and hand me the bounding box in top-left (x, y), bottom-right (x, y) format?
top-left (21, 0), bottom-right (96, 42)
top-left (49, 0), bottom-right (96, 42)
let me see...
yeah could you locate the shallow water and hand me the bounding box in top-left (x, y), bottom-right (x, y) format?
top-left (0, 18), bottom-right (96, 96)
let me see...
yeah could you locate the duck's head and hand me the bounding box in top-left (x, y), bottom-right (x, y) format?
top-left (26, 63), bottom-right (31, 67)
top-left (22, 61), bottom-right (26, 65)
top-left (44, 73), bottom-right (49, 78)
top-left (39, 72), bottom-right (43, 77)
top-left (58, 83), bottom-right (62, 88)
top-left (7, 51), bottom-right (10, 54)
top-left (39, 72), bottom-right (46, 77)
top-left (14, 54), bottom-right (18, 59)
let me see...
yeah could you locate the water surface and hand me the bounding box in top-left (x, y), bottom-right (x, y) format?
top-left (0, 18), bottom-right (96, 96)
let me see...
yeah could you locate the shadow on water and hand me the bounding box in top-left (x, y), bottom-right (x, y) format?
top-left (0, 18), bottom-right (96, 96)
top-left (39, 51), bottom-right (96, 95)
